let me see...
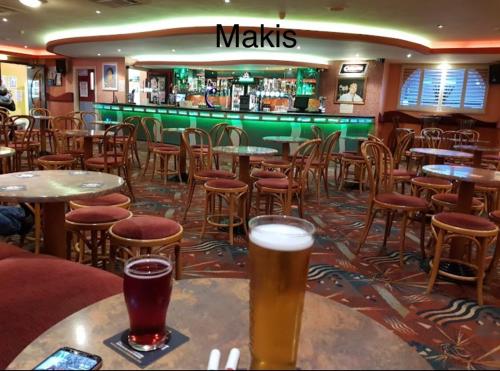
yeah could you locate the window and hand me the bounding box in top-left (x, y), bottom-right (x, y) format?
top-left (398, 65), bottom-right (488, 112)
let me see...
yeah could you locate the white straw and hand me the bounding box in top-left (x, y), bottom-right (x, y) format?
top-left (207, 349), bottom-right (221, 370)
top-left (224, 348), bottom-right (240, 370)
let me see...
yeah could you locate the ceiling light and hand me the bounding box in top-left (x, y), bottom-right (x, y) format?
top-left (24, 45), bottom-right (28, 48)
top-left (117, 49), bottom-right (122, 52)
top-left (19, 0), bottom-right (42, 8)
top-left (96, 10), bottom-right (101, 14)
top-left (224, 0), bottom-right (230, 3)
top-left (296, 46), bottom-right (301, 50)
top-left (355, 53), bottom-right (360, 58)
top-left (437, 24), bottom-right (444, 29)
top-left (171, 49), bottom-right (176, 52)
top-left (2, 18), bottom-right (7, 22)
top-left (97, 53), bottom-right (101, 56)
top-left (406, 53), bottom-right (412, 58)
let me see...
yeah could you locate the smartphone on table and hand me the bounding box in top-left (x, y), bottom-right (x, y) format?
top-left (33, 347), bottom-right (102, 370)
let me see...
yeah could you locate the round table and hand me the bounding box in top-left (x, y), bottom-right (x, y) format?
top-left (63, 130), bottom-right (106, 160)
top-left (423, 164), bottom-right (500, 260)
top-left (453, 144), bottom-right (500, 167)
top-left (0, 170), bottom-right (124, 258)
top-left (409, 148), bottom-right (473, 164)
top-left (0, 146), bottom-right (15, 173)
top-left (162, 128), bottom-right (187, 180)
top-left (262, 136), bottom-right (307, 160)
top-left (7, 278), bottom-right (431, 370)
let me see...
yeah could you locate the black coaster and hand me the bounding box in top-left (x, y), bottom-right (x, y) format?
top-left (103, 328), bottom-right (189, 369)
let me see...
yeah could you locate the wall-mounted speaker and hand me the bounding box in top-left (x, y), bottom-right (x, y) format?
top-left (55, 59), bottom-right (66, 74)
top-left (489, 64), bottom-right (500, 84)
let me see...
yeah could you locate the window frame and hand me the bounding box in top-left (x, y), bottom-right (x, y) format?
top-left (397, 64), bottom-right (489, 114)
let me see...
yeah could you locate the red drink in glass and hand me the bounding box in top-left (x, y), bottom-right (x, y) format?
top-left (124, 255), bottom-right (173, 351)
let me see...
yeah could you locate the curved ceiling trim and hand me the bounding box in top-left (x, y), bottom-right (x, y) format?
top-left (134, 59), bottom-right (329, 69)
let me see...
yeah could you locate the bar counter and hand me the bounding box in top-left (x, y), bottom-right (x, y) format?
top-left (95, 103), bottom-right (375, 152)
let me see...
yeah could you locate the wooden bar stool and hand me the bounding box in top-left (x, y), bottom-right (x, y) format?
top-left (427, 212), bottom-right (498, 305)
top-left (65, 206), bottom-right (133, 267)
top-left (109, 216), bottom-right (184, 279)
top-left (201, 179), bottom-right (249, 245)
top-left (432, 193), bottom-right (484, 214)
top-left (411, 176), bottom-right (453, 201)
top-left (151, 145), bottom-right (182, 183)
top-left (486, 211), bottom-right (500, 285)
top-left (37, 154), bottom-right (76, 170)
top-left (70, 193), bottom-right (131, 210)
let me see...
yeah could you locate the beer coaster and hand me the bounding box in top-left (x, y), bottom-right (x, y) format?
top-left (0, 185), bottom-right (26, 192)
top-left (80, 182), bottom-right (104, 189)
top-left (103, 328), bottom-right (189, 369)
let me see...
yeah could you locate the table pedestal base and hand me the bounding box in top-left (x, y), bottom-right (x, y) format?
top-left (42, 202), bottom-right (68, 259)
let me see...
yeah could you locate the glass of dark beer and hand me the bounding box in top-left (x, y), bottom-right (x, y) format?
top-left (249, 215), bottom-right (315, 370)
top-left (123, 255), bottom-right (173, 351)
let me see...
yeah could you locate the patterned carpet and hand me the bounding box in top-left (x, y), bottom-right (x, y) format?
top-left (129, 160), bottom-right (500, 370)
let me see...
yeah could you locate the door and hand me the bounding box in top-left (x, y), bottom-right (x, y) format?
top-left (77, 69), bottom-right (95, 112)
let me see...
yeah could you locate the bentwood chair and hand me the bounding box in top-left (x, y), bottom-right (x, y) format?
top-left (140, 117), bottom-right (180, 178)
top-left (421, 128), bottom-right (443, 148)
top-left (0, 111), bottom-right (9, 146)
top-left (311, 125), bottom-right (325, 140)
top-left (8, 115), bottom-right (37, 170)
top-left (457, 129), bottom-right (480, 143)
top-left (392, 131), bottom-right (417, 193)
top-left (123, 116), bottom-right (142, 168)
top-left (309, 131), bottom-right (341, 200)
top-left (29, 108), bottom-right (50, 148)
top-left (209, 122), bottom-right (229, 169)
top-left (182, 128), bottom-right (236, 222)
top-left (151, 129), bottom-right (182, 183)
top-left (356, 140), bottom-right (429, 266)
top-left (78, 111), bottom-right (99, 129)
top-left (255, 139), bottom-right (321, 217)
top-left (85, 123), bottom-right (135, 201)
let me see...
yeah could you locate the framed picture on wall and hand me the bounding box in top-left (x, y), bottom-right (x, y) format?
top-left (102, 63), bottom-right (118, 91)
top-left (335, 77), bottom-right (366, 105)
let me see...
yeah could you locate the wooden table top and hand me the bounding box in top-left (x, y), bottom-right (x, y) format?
top-left (63, 130), bottom-right (106, 138)
top-left (409, 147), bottom-right (473, 159)
top-left (213, 146), bottom-right (278, 156)
top-left (453, 144), bottom-right (500, 153)
top-left (263, 136), bottom-right (308, 143)
top-left (414, 136), bottom-right (488, 144)
top-left (0, 146), bottom-right (15, 158)
top-left (8, 279), bottom-right (431, 370)
top-left (423, 164), bottom-right (500, 187)
top-left (0, 170), bottom-right (124, 203)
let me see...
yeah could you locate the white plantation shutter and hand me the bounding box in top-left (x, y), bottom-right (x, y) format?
top-left (398, 65), bottom-right (488, 112)
top-left (399, 68), bottom-right (421, 107)
top-left (420, 68), bottom-right (443, 107)
top-left (463, 68), bottom-right (488, 110)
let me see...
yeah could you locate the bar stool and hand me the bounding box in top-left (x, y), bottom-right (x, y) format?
top-left (411, 177), bottom-right (453, 201)
top-left (109, 216), bottom-right (184, 279)
top-left (201, 179), bottom-right (249, 245)
top-left (65, 206), bottom-right (133, 267)
top-left (151, 144), bottom-right (182, 183)
top-left (432, 193), bottom-right (484, 214)
top-left (427, 212), bottom-right (498, 305)
top-left (70, 193), bottom-right (131, 210)
top-left (338, 152), bottom-right (367, 192)
top-left (37, 154), bottom-right (76, 170)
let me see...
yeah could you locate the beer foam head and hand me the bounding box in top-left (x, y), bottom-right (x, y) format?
top-left (125, 257), bottom-right (172, 279)
top-left (249, 223), bottom-right (314, 251)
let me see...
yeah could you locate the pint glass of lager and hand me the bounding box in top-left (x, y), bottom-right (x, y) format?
top-left (249, 215), bottom-right (315, 370)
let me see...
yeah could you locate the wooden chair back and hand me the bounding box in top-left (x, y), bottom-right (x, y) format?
top-left (361, 140), bottom-right (394, 199)
top-left (182, 128), bottom-right (213, 175)
top-left (140, 117), bottom-right (163, 146)
top-left (421, 127), bottom-right (443, 148)
top-left (394, 131), bottom-right (414, 168)
top-left (9, 115), bottom-right (35, 145)
top-left (101, 123), bottom-right (135, 170)
top-left (311, 125), bottom-right (325, 140)
top-left (209, 122), bottom-right (229, 147)
top-left (224, 126), bottom-right (249, 146)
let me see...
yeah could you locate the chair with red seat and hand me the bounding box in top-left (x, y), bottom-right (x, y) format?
top-left (486, 210), bottom-right (500, 285)
top-left (123, 116), bottom-right (142, 168)
top-left (309, 130), bottom-right (341, 200)
top-left (7, 115), bottom-right (37, 171)
top-left (209, 122), bottom-right (229, 169)
top-left (65, 206), bottom-right (133, 267)
top-left (432, 192), bottom-right (484, 214)
top-left (356, 140), bottom-right (429, 266)
top-left (201, 178), bottom-right (249, 245)
top-left (255, 139), bottom-right (321, 217)
top-left (109, 215), bottom-right (184, 279)
top-left (426, 212), bottom-right (498, 305)
top-left (30, 108), bottom-right (51, 151)
top-left (85, 123), bottom-right (135, 201)
top-left (182, 128), bottom-right (236, 222)
top-left (70, 192), bottom-right (131, 210)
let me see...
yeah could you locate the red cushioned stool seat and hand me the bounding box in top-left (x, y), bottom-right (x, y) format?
top-left (196, 169), bottom-right (235, 179)
top-left (251, 170), bottom-right (287, 179)
top-left (66, 206), bottom-right (131, 224)
top-left (206, 179), bottom-right (247, 189)
top-left (489, 210), bottom-right (500, 224)
top-left (375, 192), bottom-right (428, 208)
top-left (85, 156), bottom-right (123, 166)
top-left (256, 178), bottom-right (299, 190)
top-left (393, 169), bottom-right (418, 177)
top-left (432, 193), bottom-right (483, 207)
top-left (71, 193), bottom-right (130, 208)
top-left (342, 153), bottom-right (364, 160)
top-left (433, 212), bottom-right (497, 232)
top-left (412, 176), bottom-right (452, 186)
top-left (111, 216), bottom-right (182, 240)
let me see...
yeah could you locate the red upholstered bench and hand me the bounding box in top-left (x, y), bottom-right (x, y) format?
top-left (0, 242), bottom-right (122, 369)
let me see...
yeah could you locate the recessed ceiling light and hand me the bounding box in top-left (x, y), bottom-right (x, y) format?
top-left (171, 49), bottom-right (176, 52)
top-left (2, 18), bottom-right (7, 22)
top-left (437, 24), bottom-right (444, 29)
top-left (19, 0), bottom-right (42, 8)
top-left (224, 0), bottom-right (230, 3)
top-left (117, 49), bottom-right (122, 52)
top-left (406, 53), bottom-right (412, 58)
top-left (24, 45), bottom-right (28, 48)
top-left (97, 53), bottom-right (101, 56)
top-left (355, 53), bottom-right (360, 57)
top-left (96, 10), bottom-right (101, 14)
top-left (296, 45), bottom-right (301, 50)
